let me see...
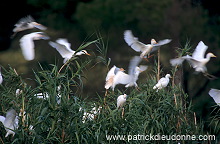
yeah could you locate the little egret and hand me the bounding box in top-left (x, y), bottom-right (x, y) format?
top-left (49, 38), bottom-right (90, 63)
top-left (124, 30), bottom-right (171, 58)
top-left (209, 88), bottom-right (220, 106)
top-left (0, 109), bottom-right (19, 137)
top-left (153, 74), bottom-right (171, 92)
top-left (170, 41), bottom-right (216, 79)
top-left (12, 15), bottom-right (47, 37)
top-left (19, 32), bottom-right (49, 61)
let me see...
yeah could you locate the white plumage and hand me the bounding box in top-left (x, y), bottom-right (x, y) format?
top-left (12, 15), bottom-right (47, 36)
top-left (124, 30), bottom-right (171, 58)
top-left (170, 41), bottom-right (216, 73)
top-left (0, 67), bottom-right (3, 84)
top-left (153, 74), bottom-right (171, 92)
top-left (19, 32), bottom-right (49, 61)
top-left (79, 105), bottom-right (102, 123)
top-left (0, 109), bottom-right (19, 137)
top-left (117, 94), bottom-right (127, 109)
top-left (209, 88), bottom-right (220, 106)
top-left (49, 38), bottom-right (90, 63)
top-left (106, 56), bottom-right (147, 91)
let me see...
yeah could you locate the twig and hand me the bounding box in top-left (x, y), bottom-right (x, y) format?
top-left (157, 49), bottom-right (160, 81)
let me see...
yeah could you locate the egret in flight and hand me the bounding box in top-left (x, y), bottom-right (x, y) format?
top-left (12, 15), bottom-right (47, 38)
top-left (106, 56), bottom-right (147, 91)
top-left (49, 38), bottom-right (90, 63)
top-left (170, 41), bottom-right (216, 79)
top-left (19, 32), bottom-right (49, 61)
top-left (124, 30), bottom-right (171, 58)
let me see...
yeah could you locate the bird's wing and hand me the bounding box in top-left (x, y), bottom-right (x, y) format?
top-left (157, 77), bottom-right (169, 86)
top-left (49, 41), bottom-right (74, 58)
top-left (14, 15), bottom-right (34, 26)
top-left (151, 39), bottom-right (172, 53)
top-left (0, 116), bottom-right (5, 123)
top-left (192, 41), bottom-right (208, 60)
top-left (209, 89), bottom-right (220, 105)
top-left (169, 55), bottom-right (191, 66)
top-left (20, 34), bottom-right (35, 61)
top-left (128, 56), bottom-right (142, 75)
top-left (124, 30), bottom-right (147, 52)
top-left (106, 66), bottom-right (117, 81)
top-left (114, 71), bottom-right (131, 85)
top-left (56, 38), bottom-right (72, 50)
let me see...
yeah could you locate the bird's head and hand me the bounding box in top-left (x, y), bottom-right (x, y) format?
top-left (207, 53), bottom-right (216, 58)
top-left (123, 94), bottom-right (127, 99)
top-left (80, 50), bottom-right (91, 56)
top-left (151, 39), bottom-right (157, 45)
top-left (166, 74), bottom-right (172, 79)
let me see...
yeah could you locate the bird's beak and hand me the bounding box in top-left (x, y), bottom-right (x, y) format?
top-left (86, 53), bottom-right (91, 56)
top-left (213, 54), bottom-right (217, 58)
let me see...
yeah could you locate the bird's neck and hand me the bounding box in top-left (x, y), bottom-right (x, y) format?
top-left (75, 51), bottom-right (84, 56)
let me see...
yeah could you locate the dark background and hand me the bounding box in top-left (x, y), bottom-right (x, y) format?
top-left (0, 0), bottom-right (220, 127)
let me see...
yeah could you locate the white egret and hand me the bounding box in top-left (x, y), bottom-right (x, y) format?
top-left (0, 109), bottom-right (19, 137)
top-left (153, 74), bottom-right (171, 92)
top-left (170, 41), bottom-right (216, 79)
top-left (117, 94), bottom-right (127, 109)
top-left (209, 88), bottom-right (220, 106)
top-left (124, 30), bottom-right (171, 58)
top-left (105, 65), bottom-right (125, 90)
top-left (109, 56), bottom-right (147, 91)
top-left (12, 15), bottom-right (47, 37)
top-left (0, 67), bottom-right (3, 84)
top-left (19, 32), bottom-right (49, 61)
top-left (49, 38), bottom-right (90, 63)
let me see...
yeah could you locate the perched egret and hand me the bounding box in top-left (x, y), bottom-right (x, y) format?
top-left (109, 56), bottom-right (147, 91)
top-left (12, 15), bottom-right (47, 37)
top-left (124, 30), bottom-right (171, 58)
top-left (19, 32), bottom-right (49, 61)
top-left (0, 67), bottom-right (3, 84)
top-left (153, 74), bottom-right (171, 92)
top-left (49, 38), bottom-right (90, 63)
top-left (0, 109), bottom-right (19, 137)
top-left (117, 94), bottom-right (127, 109)
top-left (170, 41), bottom-right (216, 79)
top-left (209, 88), bottom-right (220, 106)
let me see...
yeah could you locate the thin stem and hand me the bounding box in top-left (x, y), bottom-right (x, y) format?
top-left (157, 49), bottom-right (160, 81)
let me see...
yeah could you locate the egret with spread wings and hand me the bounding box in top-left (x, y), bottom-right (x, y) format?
top-left (49, 38), bottom-right (90, 63)
top-left (170, 41), bottom-right (216, 79)
top-left (19, 32), bottom-right (49, 61)
top-left (124, 30), bottom-right (171, 58)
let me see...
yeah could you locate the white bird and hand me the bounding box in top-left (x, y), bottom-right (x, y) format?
top-left (124, 30), bottom-right (171, 58)
top-left (110, 56), bottom-right (147, 91)
top-left (105, 65), bottom-right (125, 90)
top-left (153, 74), bottom-right (171, 92)
top-left (0, 67), bottom-right (3, 84)
top-left (49, 38), bottom-right (90, 63)
top-left (117, 94), bottom-right (127, 109)
top-left (170, 41), bottom-right (216, 78)
top-left (0, 109), bottom-right (19, 137)
top-left (12, 15), bottom-right (47, 37)
top-left (209, 88), bottom-right (220, 106)
top-left (19, 32), bottom-right (49, 61)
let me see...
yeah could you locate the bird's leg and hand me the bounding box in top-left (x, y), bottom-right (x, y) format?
top-left (104, 89), bottom-right (108, 105)
top-left (122, 108), bottom-right (125, 118)
top-left (204, 73), bottom-right (217, 80)
top-left (142, 54), bottom-right (154, 62)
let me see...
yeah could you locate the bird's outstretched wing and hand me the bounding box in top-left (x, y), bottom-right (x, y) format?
top-left (209, 88), bottom-right (220, 106)
top-left (49, 41), bottom-right (74, 58)
top-left (128, 56), bottom-right (142, 75)
top-left (151, 39), bottom-right (172, 53)
top-left (124, 30), bottom-right (147, 52)
top-left (192, 41), bottom-right (208, 61)
top-left (20, 34), bottom-right (35, 61)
